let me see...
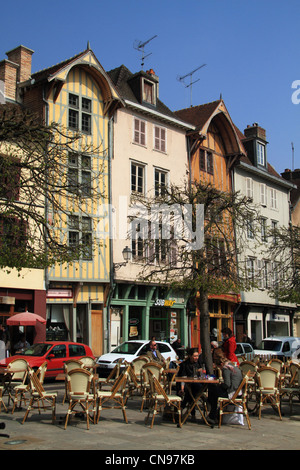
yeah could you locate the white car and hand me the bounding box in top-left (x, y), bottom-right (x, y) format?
top-left (254, 336), bottom-right (300, 359)
top-left (96, 340), bottom-right (177, 376)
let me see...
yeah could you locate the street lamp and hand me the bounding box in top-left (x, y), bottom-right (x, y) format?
top-left (113, 245), bottom-right (132, 271)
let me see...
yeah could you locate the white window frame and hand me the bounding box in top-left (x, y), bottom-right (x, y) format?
top-left (270, 188), bottom-right (277, 209)
top-left (133, 117), bottom-right (146, 146)
top-left (257, 142), bottom-right (265, 166)
top-left (260, 183), bottom-right (267, 206)
top-left (154, 168), bottom-right (168, 197)
top-left (246, 177), bottom-right (253, 200)
top-left (153, 125), bottom-right (167, 153)
top-left (131, 161), bottom-right (146, 195)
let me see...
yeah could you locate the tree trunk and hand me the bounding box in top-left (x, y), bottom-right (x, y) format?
top-left (197, 286), bottom-right (213, 375)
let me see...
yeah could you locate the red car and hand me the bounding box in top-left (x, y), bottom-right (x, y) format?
top-left (0, 341), bottom-right (95, 378)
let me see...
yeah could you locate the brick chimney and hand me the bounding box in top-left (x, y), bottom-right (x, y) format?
top-left (6, 45), bottom-right (34, 83)
top-left (0, 46), bottom-right (34, 102)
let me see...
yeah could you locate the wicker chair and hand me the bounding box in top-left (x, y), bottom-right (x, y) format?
top-left (145, 369), bottom-right (182, 428)
top-left (280, 368), bottom-right (300, 414)
top-left (62, 359), bottom-right (84, 403)
top-left (218, 371), bottom-right (252, 430)
top-left (96, 366), bottom-right (130, 424)
top-left (140, 362), bottom-right (164, 412)
top-left (6, 358), bottom-right (29, 410)
top-left (64, 368), bottom-right (96, 430)
top-left (256, 366), bottom-right (282, 420)
top-left (22, 369), bottom-right (57, 424)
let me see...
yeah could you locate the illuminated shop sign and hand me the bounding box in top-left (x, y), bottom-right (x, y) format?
top-left (154, 299), bottom-right (176, 307)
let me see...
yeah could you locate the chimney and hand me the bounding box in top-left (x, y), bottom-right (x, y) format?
top-left (244, 122), bottom-right (266, 142)
top-left (0, 59), bottom-right (19, 101)
top-left (6, 45), bottom-right (34, 84)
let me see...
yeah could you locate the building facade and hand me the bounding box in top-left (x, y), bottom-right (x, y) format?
top-left (233, 123), bottom-right (296, 345)
top-left (107, 66), bottom-right (194, 349)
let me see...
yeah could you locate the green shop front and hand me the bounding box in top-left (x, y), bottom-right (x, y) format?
top-left (110, 284), bottom-right (189, 349)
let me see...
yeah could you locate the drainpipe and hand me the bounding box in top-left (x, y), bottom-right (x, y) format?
top-left (105, 115), bottom-right (115, 353)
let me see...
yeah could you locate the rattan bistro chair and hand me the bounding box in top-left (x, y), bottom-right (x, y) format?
top-left (218, 372), bottom-right (252, 430)
top-left (22, 369), bottom-right (57, 424)
top-left (256, 366), bottom-right (282, 420)
top-left (62, 359), bottom-right (84, 403)
top-left (64, 368), bottom-right (96, 430)
top-left (280, 368), bottom-right (300, 414)
top-left (145, 369), bottom-right (182, 428)
top-left (96, 366), bottom-right (130, 424)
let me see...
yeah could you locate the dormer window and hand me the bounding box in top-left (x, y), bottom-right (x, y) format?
top-left (142, 78), bottom-right (157, 106)
top-left (257, 142), bottom-right (266, 167)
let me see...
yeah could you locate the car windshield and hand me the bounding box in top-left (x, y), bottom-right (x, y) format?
top-left (111, 342), bottom-right (143, 355)
top-left (257, 340), bottom-right (282, 352)
top-left (22, 343), bottom-right (53, 356)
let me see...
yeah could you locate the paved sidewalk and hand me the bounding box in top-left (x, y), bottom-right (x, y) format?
top-left (0, 381), bottom-right (299, 451)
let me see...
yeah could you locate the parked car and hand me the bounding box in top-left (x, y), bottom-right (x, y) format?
top-left (96, 340), bottom-right (177, 376)
top-left (254, 336), bottom-right (300, 359)
top-left (0, 341), bottom-right (95, 378)
top-left (235, 342), bottom-right (255, 361)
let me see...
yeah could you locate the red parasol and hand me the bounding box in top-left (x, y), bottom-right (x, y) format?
top-left (7, 311), bottom-right (46, 326)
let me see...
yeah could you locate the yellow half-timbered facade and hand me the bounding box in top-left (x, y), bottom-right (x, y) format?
top-left (17, 46), bottom-right (122, 355)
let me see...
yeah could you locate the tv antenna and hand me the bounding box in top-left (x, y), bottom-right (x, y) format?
top-left (134, 35), bottom-right (157, 69)
top-left (292, 142), bottom-right (295, 171)
top-left (177, 64), bottom-right (206, 107)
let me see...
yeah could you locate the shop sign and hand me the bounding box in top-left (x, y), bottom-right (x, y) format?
top-left (272, 313), bottom-right (287, 322)
top-left (154, 299), bottom-right (176, 307)
top-left (46, 289), bottom-right (73, 299)
top-left (129, 318), bottom-right (139, 325)
top-left (0, 296), bottom-right (15, 305)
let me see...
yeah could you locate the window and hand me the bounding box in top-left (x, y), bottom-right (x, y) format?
top-left (154, 126), bottom-right (166, 152)
top-left (260, 183), bottom-right (267, 206)
top-left (68, 93), bottom-right (92, 134)
top-left (0, 155), bottom-right (21, 200)
top-left (246, 257), bottom-right (256, 283)
top-left (131, 221), bottom-right (146, 260)
top-left (154, 169), bottom-right (167, 196)
top-left (69, 344), bottom-right (86, 356)
top-left (0, 216), bottom-right (27, 253)
top-left (271, 220), bottom-right (278, 243)
top-left (247, 217), bottom-right (254, 239)
top-left (199, 149), bottom-right (214, 175)
top-left (246, 178), bottom-right (253, 200)
top-left (206, 238), bottom-right (227, 275)
top-left (68, 153), bottom-right (91, 196)
top-left (260, 218), bottom-right (268, 242)
top-left (143, 80), bottom-right (155, 105)
top-left (133, 118), bottom-right (146, 146)
top-left (51, 344), bottom-right (66, 358)
top-left (257, 142), bottom-right (265, 166)
top-left (270, 188), bottom-right (277, 209)
top-left (131, 162), bottom-right (145, 194)
top-left (68, 215), bottom-right (93, 260)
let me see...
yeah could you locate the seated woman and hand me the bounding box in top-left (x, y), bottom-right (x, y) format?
top-left (207, 350), bottom-right (243, 425)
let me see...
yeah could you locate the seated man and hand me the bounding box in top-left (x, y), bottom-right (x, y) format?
top-left (146, 340), bottom-right (165, 365)
top-left (177, 348), bottom-right (205, 421)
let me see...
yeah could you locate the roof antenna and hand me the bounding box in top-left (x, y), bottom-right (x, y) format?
top-left (292, 142), bottom-right (295, 171)
top-left (177, 64), bottom-right (207, 107)
top-left (133, 35), bottom-right (158, 70)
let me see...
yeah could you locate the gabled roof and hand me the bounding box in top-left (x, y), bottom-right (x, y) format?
top-left (174, 100), bottom-right (222, 130)
top-left (107, 65), bottom-right (194, 129)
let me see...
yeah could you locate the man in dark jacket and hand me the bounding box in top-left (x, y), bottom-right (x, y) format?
top-left (177, 348), bottom-right (205, 420)
top-left (146, 340), bottom-right (165, 365)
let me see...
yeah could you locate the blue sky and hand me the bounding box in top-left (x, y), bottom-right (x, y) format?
top-left (2, 0), bottom-right (300, 175)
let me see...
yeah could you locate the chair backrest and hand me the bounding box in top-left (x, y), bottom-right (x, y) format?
top-left (79, 356), bottom-right (96, 370)
top-left (67, 368), bottom-right (93, 394)
top-left (141, 362), bottom-right (163, 384)
top-left (28, 368), bottom-right (45, 396)
top-left (257, 366), bottom-right (279, 392)
top-left (131, 356), bottom-right (149, 375)
top-left (148, 369), bottom-right (169, 401)
top-left (164, 357), bottom-right (171, 369)
top-left (289, 362), bottom-right (300, 386)
top-left (7, 358), bottom-right (28, 382)
top-left (230, 371), bottom-right (250, 401)
top-left (105, 359), bottom-right (123, 382)
top-left (64, 359), bottom-right (84, 373)
top-left (36, 361), bottom-right (47, 384)
top-left (267, 358), bottom-right (283, 372)
top-left (239, 361), bottom-right (258, 375)
top-left (109, 366), bottom-right (130, 396)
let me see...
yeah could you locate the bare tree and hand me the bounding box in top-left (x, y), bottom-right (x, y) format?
top-left (0, 104), bottom-right (106, 271)
top-left (130, 179), bottom-right (259, 373)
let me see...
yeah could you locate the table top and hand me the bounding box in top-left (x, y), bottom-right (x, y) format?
top-left (175, 376), bottom-right (219, 384)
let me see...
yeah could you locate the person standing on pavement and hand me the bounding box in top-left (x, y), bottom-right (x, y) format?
top-left (221, 327), bottom-right (238, 364)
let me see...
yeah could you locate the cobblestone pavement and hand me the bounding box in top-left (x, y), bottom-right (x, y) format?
top-left (0, 380), bottom-right (299, 452)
